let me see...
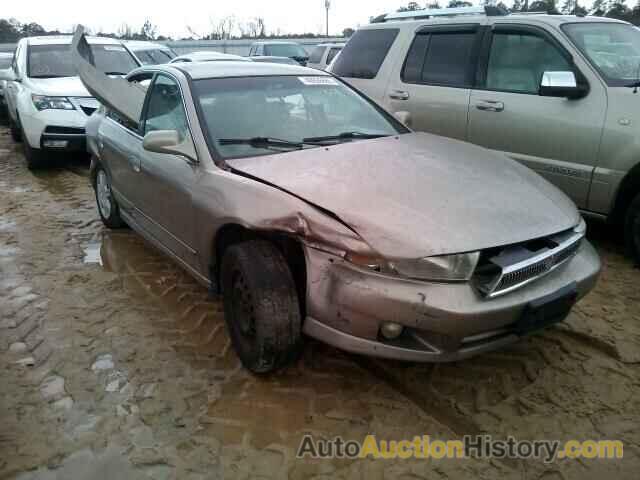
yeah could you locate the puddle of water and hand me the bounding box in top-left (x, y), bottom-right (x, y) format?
top-left (0, 217), bottom-right (17, 232)
top-left (83, 242), bottom-right (103, 266)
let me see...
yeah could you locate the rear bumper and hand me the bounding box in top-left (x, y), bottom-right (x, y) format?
top-left (302, 240), bottom-right (601, 362)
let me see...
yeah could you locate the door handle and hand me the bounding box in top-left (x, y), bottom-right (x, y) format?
top-left (476, 100), bottom-right (504, 112)
top-left (389, 90), bottom-right (410, 101)
top-left (130, 156), bottom-right (141, 173)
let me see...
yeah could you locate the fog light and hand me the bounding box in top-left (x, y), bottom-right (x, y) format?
top-left (380, 321), bottom-right (403, 340)
top-left (43, 139), bottom-right (68, 148)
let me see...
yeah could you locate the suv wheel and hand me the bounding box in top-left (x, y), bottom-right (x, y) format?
top-left (625, 192), bottom-right (640, 265)
top-left (95, 165), bottom-right (125, 229)
top-left (220, 240), bottom-right (302, 373)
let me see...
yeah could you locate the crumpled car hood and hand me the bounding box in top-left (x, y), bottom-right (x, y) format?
top-left (227, 132), bottom-right (580, 259)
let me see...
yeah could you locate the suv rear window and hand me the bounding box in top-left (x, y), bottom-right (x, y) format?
top-left (402, 32), bottom-right (476, 87)
top-left (332, 29), bottom-right (399, 79)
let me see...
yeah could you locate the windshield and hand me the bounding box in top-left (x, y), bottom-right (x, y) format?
top-left (135, 48), bottom-right (176, 65)
top-left (264, 44), bottom-right (308, 58)
top-left (193, 75), bottom-right (402, 159)
top-left (28, 44), bottom-right (138, 78)
top-left (563, 22), bottom-right (640, 86)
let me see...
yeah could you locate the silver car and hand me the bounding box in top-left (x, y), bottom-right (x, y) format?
top-left (73, 28), bottom-right (600, 373)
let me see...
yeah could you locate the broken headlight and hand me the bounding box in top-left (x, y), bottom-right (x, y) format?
top-left (390, 252), bottom-right (480, 282)
top-left (32, 95), bottom-right (75, 111)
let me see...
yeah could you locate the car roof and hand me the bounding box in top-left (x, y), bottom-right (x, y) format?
top-left (24, 35), bottom-right (125, 46)
top-left (362, 13), bottom-right (627, 30)
top-left (164, 60), bottom-right (329, 79)
top-left (172, 51), bottom-right (249, 62)
top-left (125, 40), bottom-right (171, 50)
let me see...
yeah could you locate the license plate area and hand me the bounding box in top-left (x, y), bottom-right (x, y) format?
top-left (516, 282), bottom-right (578, 335)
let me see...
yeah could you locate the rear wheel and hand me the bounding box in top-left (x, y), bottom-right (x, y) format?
top-left (220, 240), bottom-right (302, 373)
top-left (625, 193), bottom-right (640, 265)
top-left (95, 165), bottom-right (125, 229)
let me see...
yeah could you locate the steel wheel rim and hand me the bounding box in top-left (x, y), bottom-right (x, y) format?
top-left (96, 170), bottom-right (112, 219)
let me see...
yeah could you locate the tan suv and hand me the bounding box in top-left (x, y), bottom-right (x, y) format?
top-left (330, 7), bottom-right (640, 262)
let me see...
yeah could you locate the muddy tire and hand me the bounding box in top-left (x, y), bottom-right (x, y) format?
top-left (625, 192), bottom-right (640, 265)
top-left (94, 165), bottom-right (125, 229)
top-left (220, 240), bottom-right (302, 373)
top-left (22, 134), bottom-right (45, 170)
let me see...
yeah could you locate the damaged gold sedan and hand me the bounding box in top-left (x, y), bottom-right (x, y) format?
top-left (73, 27), bottom-right (601, 373)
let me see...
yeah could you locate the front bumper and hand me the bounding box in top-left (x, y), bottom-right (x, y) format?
top-left (21, 108), bottom-right (89, 151)
top-left (302, 240), bottom-right (600, 362)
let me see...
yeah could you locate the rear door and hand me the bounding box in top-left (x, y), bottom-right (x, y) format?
top-left (385, 24), bottom-right (483, 140)
top-left (467, 24), bottom-right (607, 208)
top-left (98, 73), bottom-right (152, 214)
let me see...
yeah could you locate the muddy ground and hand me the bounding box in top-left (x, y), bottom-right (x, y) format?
top-left (0, 125), bottom-right (638, 479)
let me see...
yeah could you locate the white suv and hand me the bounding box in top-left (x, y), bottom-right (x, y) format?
top-left (2, 36), bottom-right (139, 169)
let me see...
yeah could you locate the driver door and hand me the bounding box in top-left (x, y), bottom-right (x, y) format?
top-left (135, 73), bottom-right (199, 267)
top-left (467, 25), bottom-right (607, 208)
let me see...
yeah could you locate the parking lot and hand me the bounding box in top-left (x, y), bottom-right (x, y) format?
top-left (0, 123), bottom-right (638, 479)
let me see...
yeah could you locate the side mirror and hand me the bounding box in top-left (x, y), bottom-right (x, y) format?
top-left (393, 110), bottom-right (413, 128)
top-left (539, 71), bottom-right (587, 99)
top-left (142, 130), bottom-right (198, 163)
top-left (0, 69), bottom-right (17, 82)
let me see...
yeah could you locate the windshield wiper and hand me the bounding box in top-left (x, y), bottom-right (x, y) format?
top-left (219, 137), bottom-right (306, 150)
top-left (303, 131), bottom-right (390, 144)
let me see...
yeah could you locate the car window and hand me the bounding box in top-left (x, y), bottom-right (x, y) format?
top-left (28, 43), bottom-right (138, 78)
top-left (143, 74), bottom-right (189, 140)
top-left (402, 32), bottom-right (476, 87)
top-left (264, 44), bottom-right (308, 58)
top-left (331, 29), bottom-right (399, 79)
top-left (485, 32), bottom-right (572, 94)
top-left (562, 22), bottom-right (640, 87)
top-left (326, 47), bottom-right (341, 65)
top-left (309, 46), bottom-right (326, 64)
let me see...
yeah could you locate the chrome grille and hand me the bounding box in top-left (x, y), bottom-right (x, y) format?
top-left (495, 240), bottom-right (581, 292)
top-left (474, 228), bottom-right (584, 298)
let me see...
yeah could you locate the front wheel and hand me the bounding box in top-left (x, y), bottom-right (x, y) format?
top-left (220, 240), bottom-right (302, 373)
top-left (625, 193), bottom-right (640, 265)
top-left (22, 133), bottom-right (45, 170)
top-left (94, 165), bottom-right (125, 229)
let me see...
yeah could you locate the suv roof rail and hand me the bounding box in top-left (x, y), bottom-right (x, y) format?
top-left (381, 5), bottom-right (509, 22)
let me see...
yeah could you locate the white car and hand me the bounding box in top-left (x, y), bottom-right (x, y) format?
top-left (307, 43), bottom-right (344, 70)
top-left (125, 40), bottom-right (177, 65)
top-left (0, 52), bottom-right (13, 112)
top-left (170, 51), bottom-right (250, 63)
top-left (1, 35), bottom-right (140, 169)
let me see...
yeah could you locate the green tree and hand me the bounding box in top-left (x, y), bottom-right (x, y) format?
top-left (447, 1), bottom-right (473, 7)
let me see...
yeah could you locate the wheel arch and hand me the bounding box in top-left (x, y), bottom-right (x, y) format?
top-left (611, 162), bottom-right (640, 224)
top-left (211, 223), bottom-right (308, 317)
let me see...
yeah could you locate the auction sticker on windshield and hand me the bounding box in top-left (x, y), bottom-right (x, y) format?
top-left (298, 76), bottom-right (339, 86)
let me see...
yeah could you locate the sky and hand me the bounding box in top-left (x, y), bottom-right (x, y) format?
top-left (3, 0), bottom-right (494, 39)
